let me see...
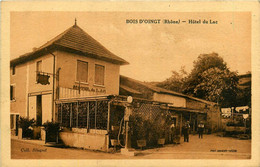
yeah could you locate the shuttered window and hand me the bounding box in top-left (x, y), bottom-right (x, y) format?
top-left (95, 64), bottom-right (105, 85)
top-left (77, 60), bottom-right (88, 83)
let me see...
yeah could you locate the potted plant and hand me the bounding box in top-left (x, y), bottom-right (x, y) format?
top-left (153, 113), bottom-right (167, 146)
top-left (108, 129), bottom-right (119, 147)
top-left (43, 121), bottom-right (60, 143)
top-left (18, 117), bottom-right (35, 139)
top-left (134, 116), bottom-right (147, 149)
top-left (156, 120), bottom-right (167, 146)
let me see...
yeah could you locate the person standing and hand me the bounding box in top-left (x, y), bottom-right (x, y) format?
top-left (170, 123), bottom-right (175, 143)
top-left (183, 121), bottom-right (190, 142)
top-left (198, 121), bottom-right (205, 139)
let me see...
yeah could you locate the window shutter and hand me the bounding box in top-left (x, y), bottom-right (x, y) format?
top-left (95, 65), bottom-right (104, 85)
top-left (10, 86), bottom-right (15, 100)
top-left (77, 61), bottom-right (88, 82)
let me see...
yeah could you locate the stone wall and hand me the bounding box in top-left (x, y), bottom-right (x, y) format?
top-left (59, 131), bottom-right (108, 152)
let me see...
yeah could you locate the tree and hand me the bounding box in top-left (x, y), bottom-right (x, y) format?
top-left (183, 53), bottom-right (239, 107)
top-left (194, 67), bottom-right (239, 107)
top-left (183, 53), bottom-right (227, 96)
top-left (157, 52), bottom-right (239, 107)
top-left (156, 66), bottom-right (187, 93)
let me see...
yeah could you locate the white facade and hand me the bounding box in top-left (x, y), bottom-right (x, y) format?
top-left (153, 92), bottom-right (186, 108)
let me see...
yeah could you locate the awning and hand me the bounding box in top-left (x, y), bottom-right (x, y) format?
top-left (169, 106), bottom-right (206, 114)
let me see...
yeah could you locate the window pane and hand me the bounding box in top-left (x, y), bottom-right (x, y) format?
top-left (72, 103), bottom-right (77, 128)
top-left (78, 102), bottom-right (88, 128)
top-left (95, 65), bottom-right (104, 85)
top-left (77, 61), bottom-right (88, 82)
top-left (89, 101), bottom-right (96, 129)
top-left (61, 103), bottom-right (71, 128)
top-left (96, 101), bottom-right (108, 130)
top-left (10, 86), bottom-right (15, 100)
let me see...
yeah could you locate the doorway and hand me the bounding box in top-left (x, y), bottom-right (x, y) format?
top-left (36, 95), bottom-right (42, 125)
top-left (171, 116), bottom-right (177, 127)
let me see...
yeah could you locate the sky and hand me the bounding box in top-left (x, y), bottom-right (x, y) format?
top-left (11, 12), bottom-right (251, 82)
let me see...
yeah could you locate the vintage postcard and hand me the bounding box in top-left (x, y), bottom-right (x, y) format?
top-left (1, 1), bottom-right (260, 167)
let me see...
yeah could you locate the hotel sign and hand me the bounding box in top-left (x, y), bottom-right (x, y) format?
top-left (72, 85), bottom-right (106, 94)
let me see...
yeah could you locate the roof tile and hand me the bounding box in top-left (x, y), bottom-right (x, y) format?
top-left (11, 24), bottom-right (129, 65)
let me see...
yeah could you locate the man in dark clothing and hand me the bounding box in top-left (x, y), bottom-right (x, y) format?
top-left (198, 121), bottom-right (205, 139)
top-left (183, 122), bottom-right (190, 142)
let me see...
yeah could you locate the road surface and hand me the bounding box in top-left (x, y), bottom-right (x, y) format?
top-left (11, 134), bottom-right (251, 159)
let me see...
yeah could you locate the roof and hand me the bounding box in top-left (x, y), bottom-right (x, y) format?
top-left (238, 73), bottom-right (251, 79)
top-left (238, 73), bottom-right (251, 88)
top-left (11, 23), bottom-right (129, 66)
top-left (120, 75), bottom-right (217, 105)
top-left (120, 85), bottom-right (142, 95)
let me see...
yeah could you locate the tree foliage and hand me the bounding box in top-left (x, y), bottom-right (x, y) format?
top-left (236, 72), bottom-right (251, 107)
top-left (183, 53), bottom-right (228, 97)
top-left (157, 53), bottom-right (240, 107)
top-left (194, 67), bottom-right (239, 107)
top-left (156, 66), bottom-right (187, 93)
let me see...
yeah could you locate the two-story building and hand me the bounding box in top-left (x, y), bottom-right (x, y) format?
top-left (10, 21), bottom-right (128, 136)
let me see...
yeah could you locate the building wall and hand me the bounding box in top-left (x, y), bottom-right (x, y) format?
top-left (206, 105), bottom-right (221, 132)
top-left (10, 63), bottom-right (27, 117)
top-left (27, 54), bottom-right (54, 93)
top-left (42, 94), bottom-right (52, 123)
top-left (56, 51), bottom-right (120, 98)
top-left (11, 53), bottom-right (54, 123)
top-left (186, 98), bottom-right (221, 132)
top-left (11, 50), bottom-right (121, 122)
top-left (153, 93), bottom-right (186, 107)
top-left (186, 98), bottom-right (207, 110)
top-left (59, 131), bottom-right (108, 152)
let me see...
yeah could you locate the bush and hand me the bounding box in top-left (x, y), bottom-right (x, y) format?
top-left (43, 121), bottom-right (60, 132)
top-left (18, 117), bottom-right (35, 138)
top-left (159, 120), bottom-right (167, 138)
top-left (132, 116), bottom-right (148, 140)
top-left (43, 121), bottom-right (60, 142)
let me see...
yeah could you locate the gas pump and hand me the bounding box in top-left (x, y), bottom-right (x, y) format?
top-left (124, 103), bottom-right (132, 149)
top-left (120, 96), bottom-right (136, 156)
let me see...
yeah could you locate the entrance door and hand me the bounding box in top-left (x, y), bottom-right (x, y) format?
top-left (171, 117), bottom-right (177, 127)
top-left (36, 95), bottom-right (42, 125)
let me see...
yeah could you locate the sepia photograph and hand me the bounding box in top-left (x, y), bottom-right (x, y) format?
top-left (1, 1), bottom-right (260, 167)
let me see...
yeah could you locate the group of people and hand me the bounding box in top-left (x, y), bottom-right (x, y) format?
top-left (168, 120), bottom-right (205, 143)
top-left (182, 121), bottom-right (205, 142)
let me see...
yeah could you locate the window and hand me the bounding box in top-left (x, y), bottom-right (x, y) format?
top-left (95, 64), bottom-right (105, 85)
top-left (77, 60), bottom-right (88, 83)
top-left (12, 66), bottom-right (16, 75)
top-left (36, 61), bottom-right (42, 72)
top-left (58, 101), bottom-right (108, 130)
top-left (10, 85), bottom-right (15, 100)
top-left (10, 115), bottom-right (14, 129)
